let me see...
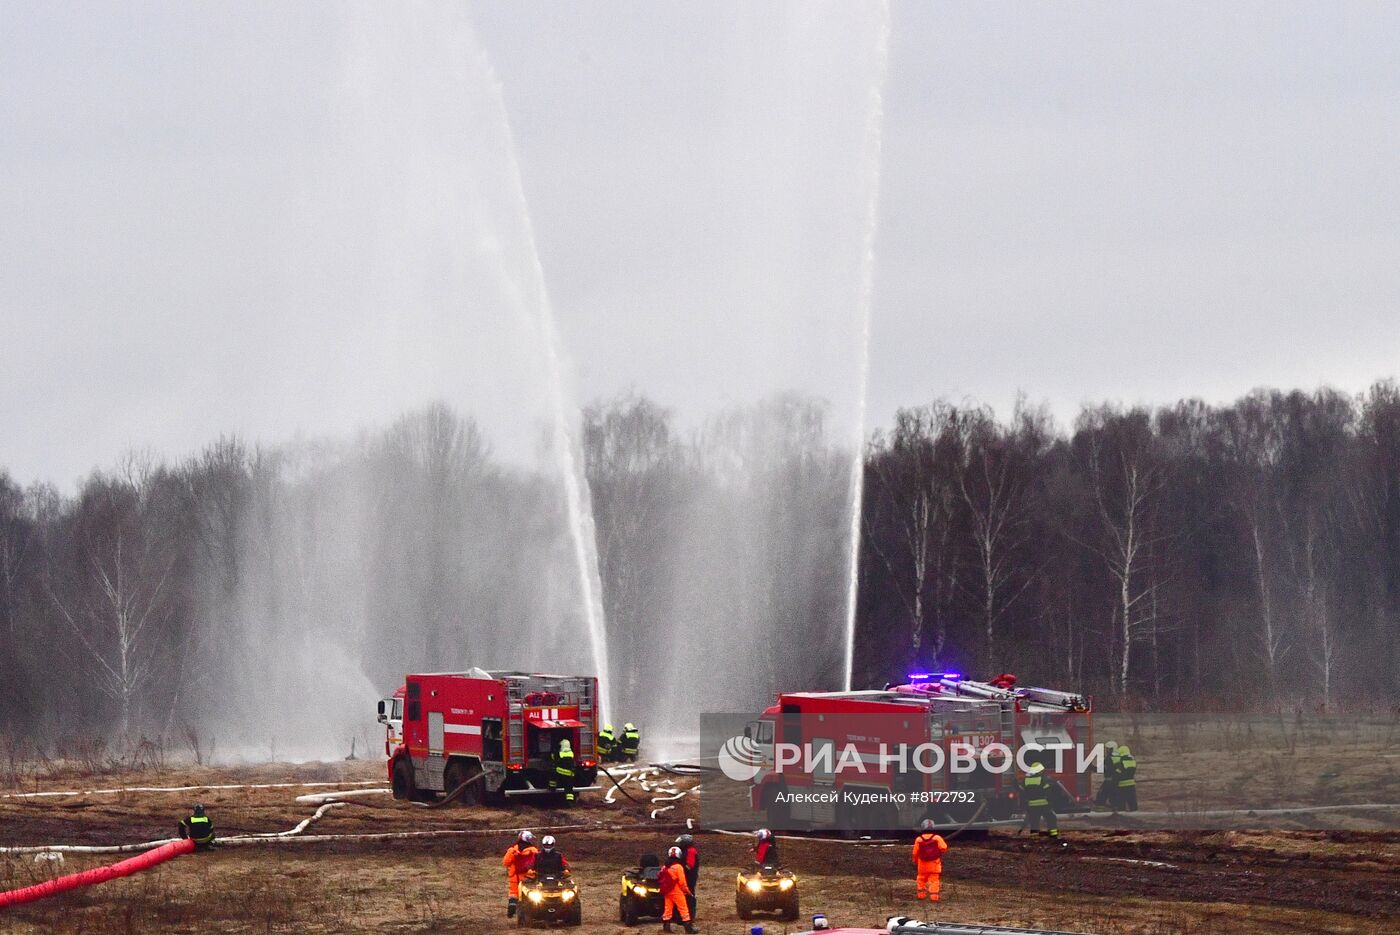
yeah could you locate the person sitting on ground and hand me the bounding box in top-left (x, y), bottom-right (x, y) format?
top-left (178, 803), bottom-right (215, 850)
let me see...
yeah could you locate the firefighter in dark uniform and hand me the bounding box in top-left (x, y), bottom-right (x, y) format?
top-left (530, 835), bottom-right (570, 877)
top-left (179, 803), bottom-right (215, 850)
top-left (597, 723), bottom-right (617, 761)
top-left (1020, 763), bottom-right (1060, 840)
top-left (550, 738), bottom-right (577, 803)
top-left (1095, 739), bottom-right (1120, 808)
top-left (1112, 745), bottom-right (1138, 812)
top-left (620, 722), bottom-right (641, 761)
top-left (675, 832), bottom-right (700, 919)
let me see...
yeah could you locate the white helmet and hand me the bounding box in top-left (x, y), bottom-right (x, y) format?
top-left (920, 819), bottom-right (936, 832)
top-left (559, 739), bottom-right (572, 752)
top-left (667, 845), bottom-right (682, 860)
top-left (518, 830), bottom-right (535, 844)
top-left (541, 835), bottom-right (556, 849)
top-left (755, 828), bottom-right (772, 842)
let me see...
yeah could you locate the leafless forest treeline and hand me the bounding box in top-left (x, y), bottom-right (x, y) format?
top-left (856, 383), bottom-right (1400, 707)
top-left (3, 382), bottom-right (1399, 748)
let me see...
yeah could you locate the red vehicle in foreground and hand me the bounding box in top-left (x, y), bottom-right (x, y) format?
top-left (747, 672), bottom-right (1094, 831)
top-left (382, 668), bottom-right (601, 804)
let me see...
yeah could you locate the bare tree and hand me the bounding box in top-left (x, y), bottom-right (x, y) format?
top-left (1075, 409), bottom-right (1169, 695)
top-left (958, 404), bottom-right (1043, 672)
top-left (1217, 394), bottom-right (1291, 697)
top-left (48, 469), bottom-right (179, 737)
top-left (867, 404), bottom-right (966, 667)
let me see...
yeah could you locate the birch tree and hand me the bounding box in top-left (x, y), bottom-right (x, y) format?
top-left (1076, 409), bottom-right (1169, 695)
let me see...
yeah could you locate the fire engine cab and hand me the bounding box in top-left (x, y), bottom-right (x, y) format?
top-left (746, 672), bottom-right (1093, 831)
top-left (382, 669), bottom-right (601, 804)
top-left (376, 686), bottom-right (405, 755)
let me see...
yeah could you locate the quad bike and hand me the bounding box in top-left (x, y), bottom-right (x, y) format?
top-left (735, 864), bottom-right (799, 921)
top-left (517, 873), bottom-right (582, 927)
top-left (617, 854), bottom-right (665, 926)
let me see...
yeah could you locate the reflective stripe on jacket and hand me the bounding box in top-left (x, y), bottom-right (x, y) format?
top-left (1022, 774), bottom-right (1050, 808)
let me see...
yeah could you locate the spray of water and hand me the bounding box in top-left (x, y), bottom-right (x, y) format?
top-left (842, 0), bottom-right (892, 691)
top-left (477, 52), bottom-right (614, 722)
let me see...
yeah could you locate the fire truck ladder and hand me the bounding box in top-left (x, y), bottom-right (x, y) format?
top-left (937, 677), bottom-right (1088, 714)
top-left (576, 680), bottom-right (596, 759)
top-left (506, 679), bottom-right (526, 768)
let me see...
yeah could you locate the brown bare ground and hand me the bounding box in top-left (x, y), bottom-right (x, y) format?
top-left (1, 761), bottom-right (1397, 933)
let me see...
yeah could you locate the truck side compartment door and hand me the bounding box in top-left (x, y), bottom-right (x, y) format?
top-left (429, 711), bottom-right (445, 755)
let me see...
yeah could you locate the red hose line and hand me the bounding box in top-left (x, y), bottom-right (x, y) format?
top-left (0, 837), bottom-right (195, 909)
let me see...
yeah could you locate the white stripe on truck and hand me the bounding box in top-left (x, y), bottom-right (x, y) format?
top-left (444, 724), bottom-right (482, 735)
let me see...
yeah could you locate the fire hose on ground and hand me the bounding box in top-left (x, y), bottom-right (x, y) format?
top-left (0, 765), bottom-right (703, 911)
top-left (0, 838), bottom-right (196, 909)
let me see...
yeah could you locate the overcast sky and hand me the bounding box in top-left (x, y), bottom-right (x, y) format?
top-left (4, 1), bottom-right (1398, 488)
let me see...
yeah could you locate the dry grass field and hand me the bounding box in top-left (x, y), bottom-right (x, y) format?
top-left (2, 756), bottom-right (1397, 934)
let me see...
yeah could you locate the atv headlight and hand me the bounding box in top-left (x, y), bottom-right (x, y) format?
top-left (632, 885), bottom-right (649, 896)
top-left (746, 879), bottom-right (763, 893)
top-left (561, 889), bottom-right (575, 902)
top-left (527, 890), bottom-right (544, 903)
top-left (779, 878), bottom-right (794, 891)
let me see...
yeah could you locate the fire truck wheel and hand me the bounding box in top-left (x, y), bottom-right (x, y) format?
top-left (391, 760), bottom-right (415, 801)
top-left (444, 760), bottom-right (484, 807)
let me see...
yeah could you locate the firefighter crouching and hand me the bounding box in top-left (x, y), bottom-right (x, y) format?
top-left (503, 830), bottom-right (538, 918)
top-left (620, 722), bottom-right (641, 762)
top-left (550, 738), bottom-right (577, 803)
top-left (912, 819), bottom-right (949, 902)
top-left (597, 723), bottom-right (617, 761)
top-left (676, 832), bottom-right (700, 919)
top-left (660, 845), bottom-right (697, 933)
top-left (1112, 744), bottom-right (1138, 812)
top-left (178, 804), bottom-right (214, 850)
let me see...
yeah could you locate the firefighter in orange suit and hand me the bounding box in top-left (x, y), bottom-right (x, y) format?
top-left (659, 845), bottom-right (697, 933)
top-left (912, 819), bottom-right (949, 901)
top-left (502, 830), bottom-right (538, 918)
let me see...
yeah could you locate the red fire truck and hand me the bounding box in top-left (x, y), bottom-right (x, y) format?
top-left (745, 672), bottom-right (1093, 831)
top-left (382, 668), bottom-right (601, 804)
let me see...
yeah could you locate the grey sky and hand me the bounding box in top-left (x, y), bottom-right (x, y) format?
top-left (4, 1), bottom-right (1398, 487)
